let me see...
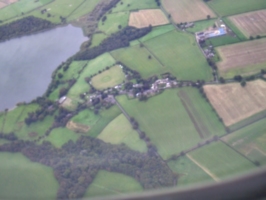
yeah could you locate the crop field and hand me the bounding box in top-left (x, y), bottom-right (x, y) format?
top-left (85, 170), bottom-right (143, 198)
top-left (91, 65), bottom-right (125, 90)
top-left (178, 88), bottom-right (226, 138)
top-left (138, 24), bottom-right (175, 42)
top-left (0, 0), bottom-right (18, 9)
top-left (162, 0), bottom-right (216, 23)
top-left (129, 9), bottom-right (169, 28)
top-left (216, 38), bottom-right (266, 78)
top-left (188, 142), bottom-right (255, 180)
top-left (0, 0), bottom-right (52, 21)
top-left (67, 53), bottom-right (115, 99)
top-left (207, 0), bottom-right (266, 16)
top-left (222, 118), bottom-right (266, 165)
top-left (111, 0), bottom-right (158, 12)
top-left (97, 114), bottom-right (147, 152)
top-left (117, 90), bottom-right (201, 160)
top-left (229, 10), bottom-right (266, 38)
top-left (223, 17), bottom-right (247, 40)
top-left (204, 80), bottom-right (266, 127)
top-left (90, 33), bottom-right (107, 48)
top-left (0, 152), bottom-right (58, 199)
top-left (168, 156), bottom-right (214, 186)
top-left (111, 45), bottom-right (164, 79)
top-left (45, 127), bottom-right (79, 148)
top-left (99, 11), bottom-right (129, 35)
top-left (144, 30), bottom-right (212, 81)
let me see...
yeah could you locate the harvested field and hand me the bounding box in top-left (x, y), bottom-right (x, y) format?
top-left (129, 9), bottom-right (169, 28)
top-left (0, 0), bottom-right (18, 9)
top-left (162, 0), bottom-right (216, 23)
top-left (203, 80), bottom-right (266, 127)
top-left (66, 121), bottom-right (90, 133)
top-left (217, 39), bottom-right (266, 77)
top-left (229, 10), bottom-right (266, 37)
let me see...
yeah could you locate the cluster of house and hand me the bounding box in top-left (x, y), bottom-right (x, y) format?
top-left (196, 26), bottom-right (227, 42)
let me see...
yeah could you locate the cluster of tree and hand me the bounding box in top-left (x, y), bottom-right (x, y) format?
top-left (0, 136), bottom-right (176, 199)
top-left (0, 132), bottom-right (17, 141)
top-left (155, 0), bottom-right (161, 6)
top-left (53, 107), bottom-right (74, 127)
top-left (96, 0), bottom-right (120, 20)
top-left (0, 16), bottom-right (54, 42)
top-left (74, 26), bottom-right (152, 60)
top-left (25, 98), bottom-right (56, 125)
top-left (58, 79), bottom-right (76, 98)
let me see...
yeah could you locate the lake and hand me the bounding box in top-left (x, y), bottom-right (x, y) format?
top-left (0, 25), bottom-right (87, 111)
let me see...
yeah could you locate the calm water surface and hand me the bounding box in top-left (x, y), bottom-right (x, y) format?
top-left (0, 25), bottom-right (87, 111)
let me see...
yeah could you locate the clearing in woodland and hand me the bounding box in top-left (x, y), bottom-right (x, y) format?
top-left (129, 9), bottom-right (169, 28)
top-left (203, 80), bottom-right (266, 127)
top-left (229, 10), bottom-right (266, 38)
top-left (162, 0), bottom-right (216, 23)
top-left (216, 38), bottom-right (266, 78)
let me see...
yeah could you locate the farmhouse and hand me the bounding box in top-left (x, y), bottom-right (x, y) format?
top-left (196, 27), bottom-right (227, 41)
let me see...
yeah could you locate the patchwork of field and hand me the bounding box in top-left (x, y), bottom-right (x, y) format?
top-left (111, 45), bottom-right (164, 79)
top-left (207, 0), bottom-right (266, 16)
top-left (168, 156), bottom-right (214, 186)
top-left (144, 30), bottom-right (212, 81)
top-left (84, 170), bottom-right (143, 198)
top-left (91, 65), bottom-right (125, 90)
top-left (129, 9), bottom-right (169, 28)
top-left (222, 118), bottom-right (266, 165)
top-left (223, 17), bottom-right (247, 40)
top-left (229, 10), bottom-right (266, 37)
top-left (97, 114), bottom-right (147, 152)
top-left (162, 0), bottom-right (216, 23)
top-left (216, 39), bottom-right (266, 77)
top-left (111, 0), bottom-right (158, 12)
top-left (0, 152), bottom-right (58, 199)
top-left (204, 80), bottom-right (266, 127)
top-left (188, 142), bottom-right (255, 180)
top-left (0, 0), bottom-right (18, 9)
top-left (117, 90), bottom-right (201, 160)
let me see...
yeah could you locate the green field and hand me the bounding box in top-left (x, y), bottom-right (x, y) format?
top-left (48, 82), bottom-right (68, 101)
top-left (144, 30), bottom-right (212, 81)
top-left (178, 88), bottom-right (226, 138)
top-left (67, 53), bottom-right (115, 99)
top-left (56, 61), bottom-right (88, 81)
top-left (90, 33), bottom-right (108, 48)
top-left (117, 90), bottom-right (201, 160)
top-left (186, 19), bottom-right (216, 33)
top-left (91, 65), bottom-right (125, 90)
top-left (139, 24), bottom-right (175, 42)
top-left (223, 17), bottom-right (247, 40)
top-left (111, 0), bottom-right (158, 12)
top-left (71, 109), bottom-right (100, 127)
top-left (84, 170), bottom-right (143, 198)
top-left (0, 0), bottom-right (53, 22)
top-left (168, 156), bottom-right (214, 186)
top-left (188, 141), bottom-right (255, 180)
top-left (45, 127), bottom-right (80, 148)
top-left (223, 118), bottom-right (266, 165)
top-left (207, 35), bottom-right (240, 47)
top-left (207, 0), bottom-right (266, 16)
top-left (98, 114), bottom-right (147, 152)
top-left (67, 0), bottom-right (101, 21)
top-left (99, 11), bottom-right (129, 35)
top-left (111, 45), bottom-right (164, 79)
top-left (0, 152), bottom-right (58, 200)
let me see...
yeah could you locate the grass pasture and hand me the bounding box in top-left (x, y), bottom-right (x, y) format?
top-left (162, 0), bottom-right (216, 23)
top-left (229, 10), bottom-right (266, 38)
top-left (90, 33), bottom-right (107, 48)
top-left (168, 156), bottom-right (214, 186)
top-left (71, 109), bottom-right (100, 127)
top-left (57, 61), bottom-right (88, 81)
top-left (111, 45), bottom-right (164, 79)
top-left (111, 0), bottom-right (158, 12)
top-left (186, 19), bottom-right (216, 33)
top-left (99, 11), bottom-right (129, 35)
top-left (207, 35), bottom-right (240, 47)
top-left (144, 30), bottom-right (212, 81)
top-left (91, 65), bottom-right (125, 90)
top-left (129, 9), bottom-right (169, 28)
top-left (216, 38), bottom-right (266, 78)
top-left (97, 114), bottom-right (147, 152)
top-left (207, 0), bottom-right (266, 16)
top-left (178, 88), bottom-right (226, 138)
top-left (204, 80), bottom-right (266, 127)
top-left (85, 170), bottom-right (143, 198)
top-left (0, 0), bottom-right (18, 9)
top-left (223, 118), bottom-right (266, 165)
top-left (117, 90), bottom-right (201, 160)
top-left (188, 142), bottom-right (255, 180)
top-left (0, 152), bottom-right (58, 200)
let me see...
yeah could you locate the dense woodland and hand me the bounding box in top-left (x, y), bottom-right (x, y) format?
top-left (74, 26), bottom-right (152, 60)
top-left (0, 136), bottom-right (176, 199)
top-left (0, 16), bottom-right (54, 42)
